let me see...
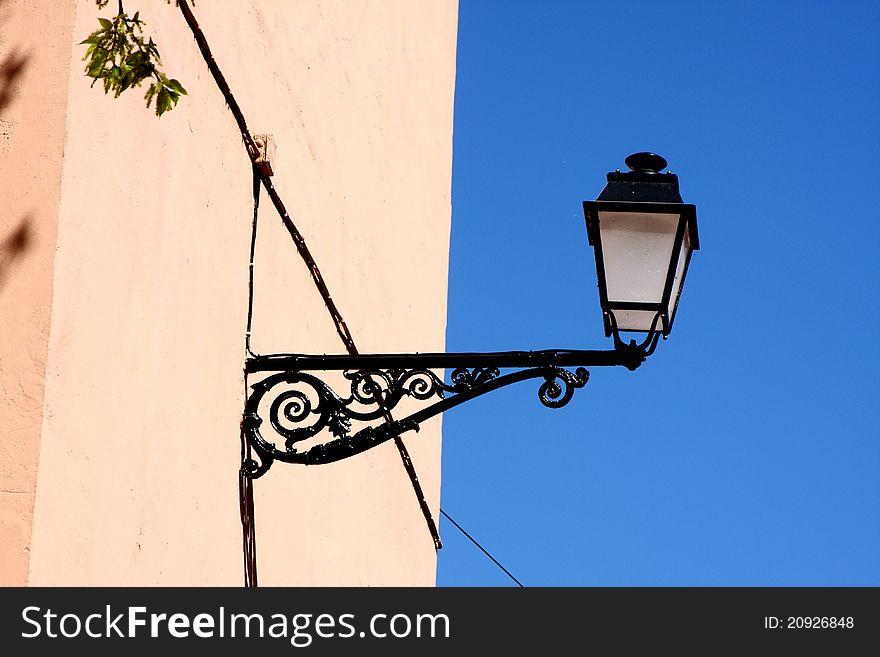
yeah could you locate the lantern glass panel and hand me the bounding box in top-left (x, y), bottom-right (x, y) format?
top-left (667, 225), bottom-right (691, 322)
top-left (598, 211), bottom-right (679, 305)
top-left (609, 309), bottom-right (664, 332)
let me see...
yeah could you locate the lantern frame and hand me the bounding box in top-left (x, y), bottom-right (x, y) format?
top-left (583, 153), bottom-right (700, 337)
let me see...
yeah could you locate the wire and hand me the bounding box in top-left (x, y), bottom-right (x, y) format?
top-left (237, 167), bottom-right (262, 588)
top-left (177, 0), bottom-right (442, 561)
top-left (244, 166), bottom-right (260, 358)
top-left (440, 508), bottom-right (524, 587)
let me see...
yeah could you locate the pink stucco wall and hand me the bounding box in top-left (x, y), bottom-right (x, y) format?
top-left (0, 0), bottom-right (77, 587)
top-left (1, 0), bottom-right (457, 586)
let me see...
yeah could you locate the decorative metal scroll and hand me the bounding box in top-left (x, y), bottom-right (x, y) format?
top-left (241, 364), bottom-right (590, 478)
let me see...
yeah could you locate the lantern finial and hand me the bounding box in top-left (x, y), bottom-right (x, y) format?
top-left (624, 152), bottom-right (668, 174)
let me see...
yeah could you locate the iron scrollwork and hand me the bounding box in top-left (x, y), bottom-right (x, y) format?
top-left (538, 367), bottom-right (590, 408)
top-left (240, 313), bottom-right (662, 477)
top-left (241, 362), bottom-right (591, 478)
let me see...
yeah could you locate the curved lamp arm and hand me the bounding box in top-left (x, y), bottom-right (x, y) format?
top-left (240, 315), bottom-right (660, 478)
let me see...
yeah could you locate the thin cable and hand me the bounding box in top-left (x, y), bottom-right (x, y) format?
top-left (440, 508), bottom-right (524, 587)
top-left (244, 168), bottom-right (260, 358)
top-left (238, 455), bottom-right (258, 586)
top-left (177, 0), bottom-right (442, 566)
top-left (237, 167), bottom-right (262, 588)
top-left (177, 0), bottom-right (354, 352)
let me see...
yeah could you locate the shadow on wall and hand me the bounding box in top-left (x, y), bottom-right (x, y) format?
top-left (0, 48), bottom-right (28, 113)
top-left (0, 0), bottom-right (31, 114)
top-left (0, 217), bottom-right (32, 292)
top-left (1, 2), bottom-right (34, 293)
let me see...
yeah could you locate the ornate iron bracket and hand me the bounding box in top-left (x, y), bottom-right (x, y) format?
top-left (240, 321), bottom-right (659, 478)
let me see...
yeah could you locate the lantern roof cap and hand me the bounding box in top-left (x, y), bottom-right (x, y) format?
top-left (597, 152), bottom-right (683, 204)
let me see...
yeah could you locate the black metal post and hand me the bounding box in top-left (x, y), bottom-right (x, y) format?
top-left (246, 346), bottom-right (646, 374)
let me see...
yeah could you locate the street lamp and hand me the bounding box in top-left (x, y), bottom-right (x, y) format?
top-left (241, 153), bottom-right (699, 477)
top-left (583, 152), bottom-right (699, 337)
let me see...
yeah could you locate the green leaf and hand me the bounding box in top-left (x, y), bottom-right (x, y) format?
top-left (98, 17), bottom-right (112, 29)
top-left (87, 53), bottom-right (107, 77)
top-left (144, 82), bottom-right (158, 107)
top-left (156, 88), bottom-right (172, 116)
top-left (165, 78), bottom-right (187, 95)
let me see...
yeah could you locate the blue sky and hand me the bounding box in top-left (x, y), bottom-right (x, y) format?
top-left (437, 0), bottom-right (880, 586)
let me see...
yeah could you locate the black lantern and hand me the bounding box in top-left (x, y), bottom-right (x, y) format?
top-left (583, 152), bottom-right (699, 337)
